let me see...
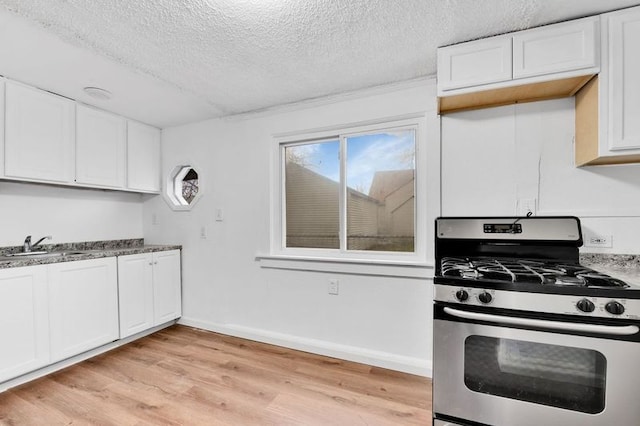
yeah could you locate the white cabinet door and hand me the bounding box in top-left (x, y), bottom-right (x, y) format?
top-left (437, 36), bottom-right (512, 92)
top-left (0, 266), bottom-right (49, 382)
top-left (48, 258), bottom-right (119, 363)
top-left (118, 250), bottom-right (181, 336)
top-left (606, 6), bottom-right (640, 152)
top-left (4, 81), bottom-right (74, 183)
top-left (513, 16), bottom-right (599, 79)
top-left (0, 78), bottom-right (5, 177)
top-left (127, 120), bottom-right (161, 193)
top-left (117, 253), bottom-right (154, 338)
top-left (76, 104), bottom-right (127, 188)
top-left (152, 250), bottom-right (182, 325)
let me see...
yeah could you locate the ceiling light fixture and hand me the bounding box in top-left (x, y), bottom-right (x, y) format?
top-left (83, 86), bottom-right (113, 100)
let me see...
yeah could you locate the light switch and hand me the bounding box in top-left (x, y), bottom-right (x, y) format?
top-left (215, 208), bottom-right (224, 222)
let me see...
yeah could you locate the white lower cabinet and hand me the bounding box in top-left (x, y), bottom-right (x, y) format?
top-left (118, 250), bottom-right (181, 339)
top-left (48, 258), bottom-right (119, 363)
top-left (0, 250), bottom-right (179, 385)
top-left (0, 265), bottom-right (49, 382)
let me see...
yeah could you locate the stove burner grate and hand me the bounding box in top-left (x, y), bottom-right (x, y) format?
top-left (441, 257), bottom-right (629, 288)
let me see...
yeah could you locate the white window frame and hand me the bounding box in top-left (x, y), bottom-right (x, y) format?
top-left (162, 163), bottom-right (203, 211)
top-left (270, 115), bottom-right (427, 264)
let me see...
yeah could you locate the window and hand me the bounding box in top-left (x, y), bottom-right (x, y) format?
top-left (274, 117), bottom-right (425, 262)
top-left (163, 165), bottom-right (202, 211)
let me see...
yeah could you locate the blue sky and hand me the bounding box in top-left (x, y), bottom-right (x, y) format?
top-left (287, 129), bottom-right (415, 195)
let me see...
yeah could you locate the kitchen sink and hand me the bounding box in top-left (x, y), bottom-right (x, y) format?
top-left (2, 250), bottom-right (85, 258)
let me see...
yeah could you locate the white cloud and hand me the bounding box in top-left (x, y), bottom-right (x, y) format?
top-left (346, 131), bottom-right (414, 193)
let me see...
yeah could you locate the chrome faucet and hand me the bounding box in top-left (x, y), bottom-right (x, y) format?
top-left (23, 235), bottom-right (52, 253)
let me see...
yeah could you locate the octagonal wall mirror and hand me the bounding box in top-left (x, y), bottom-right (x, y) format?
top-left (163, 164), bottom-right (203, 211)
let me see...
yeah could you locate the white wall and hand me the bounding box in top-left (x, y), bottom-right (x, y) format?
top-left (144, 79), bottom-right (438, 376)
top-left (442, 98), bottom-right (640, 254)
top-left (0, 181), bottom-right (144, 247)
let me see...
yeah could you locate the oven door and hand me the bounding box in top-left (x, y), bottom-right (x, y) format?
top-left (433, 306), bottom-right (640, 426)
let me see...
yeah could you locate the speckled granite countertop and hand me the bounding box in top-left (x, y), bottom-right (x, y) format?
top-left (0, 239), bottom-right (181, 269)
top-left (580, 253), bottom-right (640, 287)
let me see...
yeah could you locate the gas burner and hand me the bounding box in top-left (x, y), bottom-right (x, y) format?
top-left (441, 257), bottom-right (630, 288)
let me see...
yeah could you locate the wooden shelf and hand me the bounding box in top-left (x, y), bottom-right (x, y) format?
top-left (438, 74), bottom-right (594, 114)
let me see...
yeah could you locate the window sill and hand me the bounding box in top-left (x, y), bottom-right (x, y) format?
top-left (256, 254), bottom-right (434, 278)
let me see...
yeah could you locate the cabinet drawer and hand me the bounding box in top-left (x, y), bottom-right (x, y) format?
top-left (437, 36), bottom-right (512, 91)
top-left (513, 16), bottom-right (599, 79)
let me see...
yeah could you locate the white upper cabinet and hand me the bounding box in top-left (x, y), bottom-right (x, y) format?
top-left (437, 36), bottom-right (512, 91)
top-left (127, 120), bottom-right (161, 193)
top-left (606, 7), bottom-right (640, 152)
top-left (513, 16), bottom-right (599, 79)
top-left (0, 265), bottom-right (49, 383)
top-left (1, 78), bottom-right (161, 193)
top-left (0, 78), bottom-right (5, 177)
top-left (75, 104), bottom-right (127, 188)
top-left (4, 80), bottom-right (74, 183)
top-left (437, 16), bottom-right (600, 113)
top-left (575, 6), bottom-right (640, 165)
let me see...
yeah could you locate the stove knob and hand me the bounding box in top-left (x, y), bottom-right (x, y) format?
top-left (478, 292), bottom-right (493, 304)
top-left (576, 299), bottom-right (595, 313)
top-left (605, 301), bottom-right (625, 315)
top-left (455, 289), bottom-right (469, 302)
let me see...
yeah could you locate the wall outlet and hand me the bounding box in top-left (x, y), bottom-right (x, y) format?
top-left (328, 279), bottom-right (339, 295)
top-left (585, 234), bottom-right (613, 248)
top-left (517, 198), bottom-right (537, 216)
top-left (215, 208), bottom-right (224, 222)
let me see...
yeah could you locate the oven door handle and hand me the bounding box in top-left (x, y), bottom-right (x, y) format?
top-left (443, 307), bottom-right (640, 336)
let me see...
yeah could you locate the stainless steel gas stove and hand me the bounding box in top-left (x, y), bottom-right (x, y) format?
top-left (432, 216), bottom-right (640, 426)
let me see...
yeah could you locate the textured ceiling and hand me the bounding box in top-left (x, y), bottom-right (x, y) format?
top-left (0, 0), bottom-right (639, 127)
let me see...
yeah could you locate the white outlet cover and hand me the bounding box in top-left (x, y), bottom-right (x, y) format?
top-left (328, 279), bottom-right (339, 295)
top-left (585, 234), bottom-right (612, 248)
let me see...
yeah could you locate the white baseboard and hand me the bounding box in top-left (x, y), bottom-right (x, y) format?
top-left (179, 317), bottom-right (432, 377)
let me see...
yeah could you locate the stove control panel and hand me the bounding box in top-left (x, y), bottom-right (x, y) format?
top-left (434, 285), bottom-right (640, 320)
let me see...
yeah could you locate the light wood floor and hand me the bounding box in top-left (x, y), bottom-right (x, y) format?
top-left (0, 325), bottom-right (432, 425)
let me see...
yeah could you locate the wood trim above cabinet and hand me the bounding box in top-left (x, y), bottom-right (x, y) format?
top-left (575, 76), bottom-right (600, 166)
top-left (439, 74), bottom-right (593, 114)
